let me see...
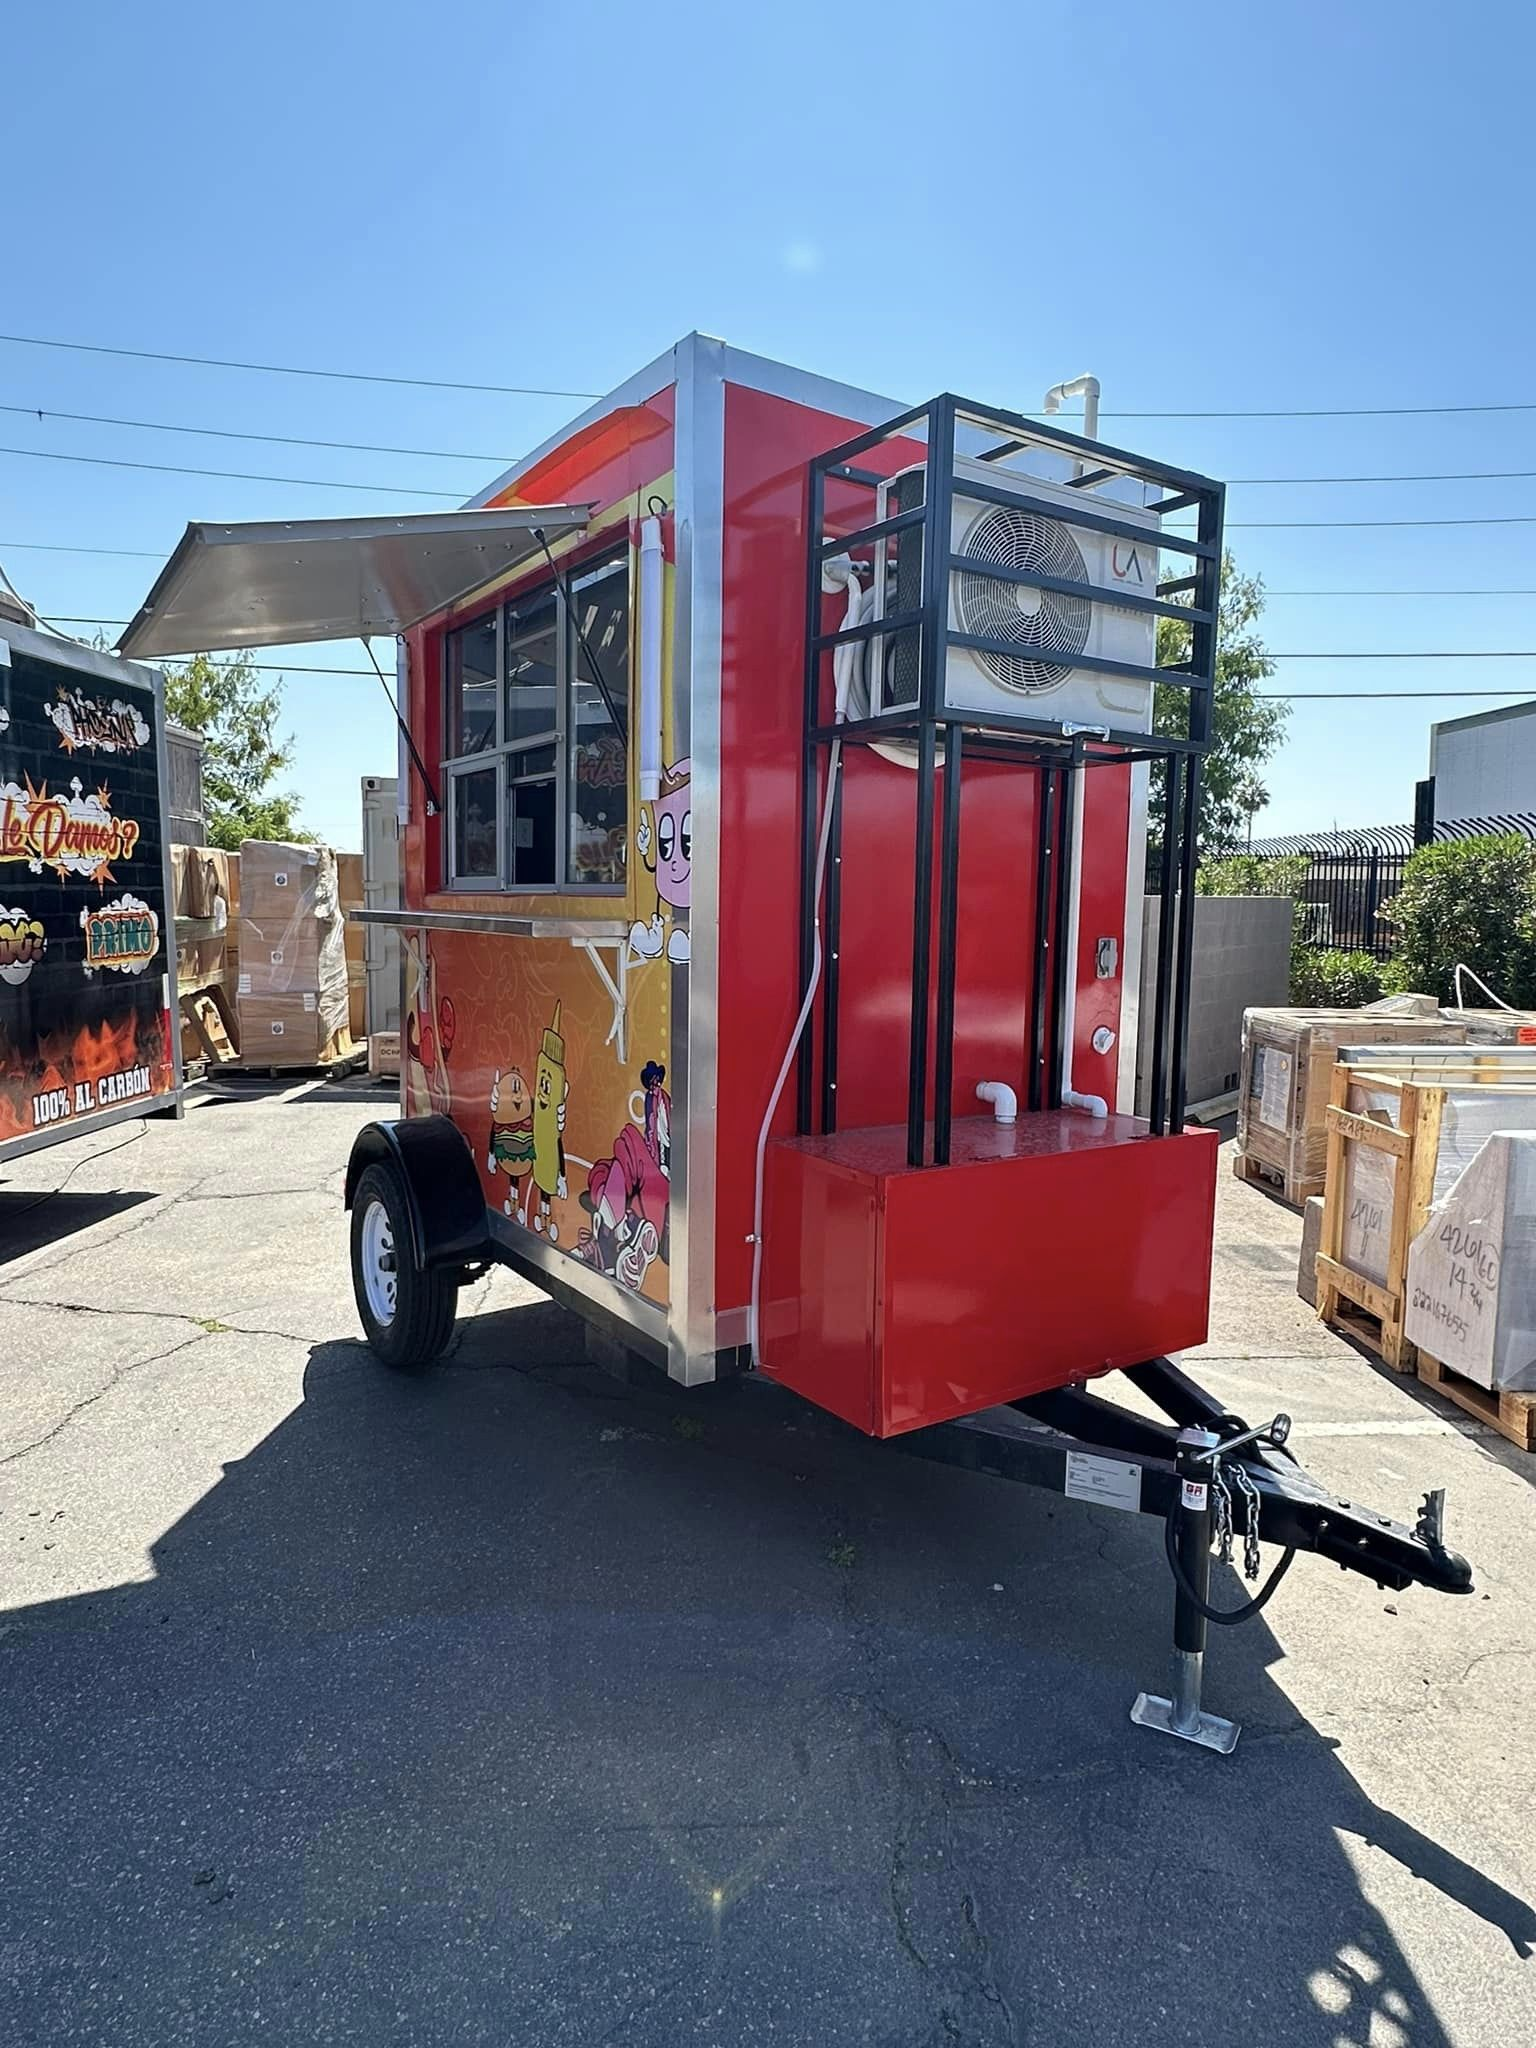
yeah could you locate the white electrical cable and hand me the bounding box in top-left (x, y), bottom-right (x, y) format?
top-left (747, 560), bottom-right (861, 1369)
top-left (1453, 961), bottom-right (1515, 1011)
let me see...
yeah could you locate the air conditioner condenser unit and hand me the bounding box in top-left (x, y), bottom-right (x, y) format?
top-left (868, 457), bottom-right (1162, 735)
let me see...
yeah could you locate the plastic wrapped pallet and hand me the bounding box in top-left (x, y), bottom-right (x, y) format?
top-left (170, 844), bottom-right (231, 993)
top-left (1405, 1130), bottom-right (1536, 1392)
top-left (1235, 1007), bottom-right (1468, 1204)
top-left (235, 841), bottom-right (349, 1060)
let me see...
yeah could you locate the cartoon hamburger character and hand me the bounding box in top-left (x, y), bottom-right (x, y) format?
top-left (487, 1066), bottom-right (534, 1220)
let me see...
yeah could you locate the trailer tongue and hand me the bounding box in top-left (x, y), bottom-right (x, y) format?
top-left (891, 1354), bottom-right (1472, 1750)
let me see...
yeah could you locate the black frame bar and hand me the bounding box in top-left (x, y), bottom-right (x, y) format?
top-left (797, 393), bottom-right (1224, 1165)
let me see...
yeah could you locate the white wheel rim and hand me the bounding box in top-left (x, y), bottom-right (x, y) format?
top-left (360, 1197), bottom-right (398, 1326)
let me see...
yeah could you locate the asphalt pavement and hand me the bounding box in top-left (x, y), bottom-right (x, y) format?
top-left (1, 1077), bottom-right (1533, 2046)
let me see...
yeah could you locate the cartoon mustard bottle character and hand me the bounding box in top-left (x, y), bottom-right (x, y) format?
top-left (531, 1002), bottom-right (569, 1239)
top-left (628, 756), bottom-right (691, 965)
top-left (487, 1066), bottom-right (534, 1221)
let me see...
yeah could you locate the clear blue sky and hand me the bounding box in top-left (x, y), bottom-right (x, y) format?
top-left (7, 0), bottom-right (1535, 849)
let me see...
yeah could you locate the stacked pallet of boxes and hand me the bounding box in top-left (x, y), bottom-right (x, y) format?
top-left (1234, 1006), bottom-right (1468, 1208)
top-left (335, 852), bottom-right (367, 1047)
top-left (236, 841), bottom-right (349, 1066)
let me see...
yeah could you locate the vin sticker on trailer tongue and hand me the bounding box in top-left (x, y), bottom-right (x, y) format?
top-left (1064, 1452), bottom-right (1142, 1514)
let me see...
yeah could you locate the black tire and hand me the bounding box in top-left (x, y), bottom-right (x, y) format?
top-left (350, 1162), bottom-right (457, 1370)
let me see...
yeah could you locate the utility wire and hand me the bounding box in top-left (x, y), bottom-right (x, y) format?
top-left (0, 401), bottom-right (508, 464)
top-left (12, 400), bottom-right (1536, 489)
top-left (9, 327), bottom-right (1536, 419)
top-left (1229, 514), bottom-right (1536, 530)
top-left (0, 331), bottom-right (601, 398)
top-left (0, 442), bottom-right (464, 497)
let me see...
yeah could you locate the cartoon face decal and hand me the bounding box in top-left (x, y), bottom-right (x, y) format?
top-left (652, 764), bottom-right (691, 911)
top-left (629, 758), bottom-right (691, 966)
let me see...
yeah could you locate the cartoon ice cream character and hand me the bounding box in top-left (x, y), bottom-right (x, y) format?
top-left (579, 1059), bottom-right (671, 1291)
top-left (629, 757), bottom-right (690, 965)
top-left (487, 1066), bottom-right (535, 1220)
top-left (531, 1002), bottom-right (569, 1239)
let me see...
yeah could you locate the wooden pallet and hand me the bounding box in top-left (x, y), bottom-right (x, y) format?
top-left (1417, 1353), bottom-right (1536, 1451)
top-left (220, 1026), bottom-right (365, 1081)
top-left (1232, 1150), bottom-right (1322, 1209)
top-left (1316, 1064), bottom-right (1536, 1372)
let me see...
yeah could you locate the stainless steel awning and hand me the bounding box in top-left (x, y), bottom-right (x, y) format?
top-left (117, 506), bottom-right (590, 657)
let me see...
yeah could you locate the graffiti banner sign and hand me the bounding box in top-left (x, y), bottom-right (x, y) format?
top-left (0, 640), bottom-right (175, 1153)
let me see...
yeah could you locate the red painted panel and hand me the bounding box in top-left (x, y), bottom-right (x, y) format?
top-left (760, 1113), bottom-right (1217, 1439)
top-left (760, 1140), bottom-right (879, 1435)
top-left (715, 382), bottom-right (1138, 1318)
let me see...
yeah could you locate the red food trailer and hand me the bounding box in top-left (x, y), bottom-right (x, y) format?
top-left (121, 335), bottom-right (1470, 1748)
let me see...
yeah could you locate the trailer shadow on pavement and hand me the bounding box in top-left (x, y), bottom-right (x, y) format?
top-left (0, 1184), bottom-right (154, 1266)
top-left (3, 1286), bottom-right (1532, 2048)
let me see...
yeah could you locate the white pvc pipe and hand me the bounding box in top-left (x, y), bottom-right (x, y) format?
top-left (1042, 373), bottom-right (1101, 443)
top-left (1062, 1088), bottom-right (1109, 1119)
top-left (975, 1081), bottom-right (1017, 1124)
top-left (638, 515), bottom-right (664, 802)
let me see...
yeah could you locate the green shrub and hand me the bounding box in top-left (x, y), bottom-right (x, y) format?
top-left (1380, 836), bottom-right (1536, 1008)
top-left (1289, 946), bottom-right (1385, 1008)
top-left (1196, 853), bottom-right (1308, 898)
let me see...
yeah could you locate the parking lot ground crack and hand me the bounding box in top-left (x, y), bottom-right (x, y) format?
top-left (1, 1330), bottom-right (208, 1466)
top-left (0, 1293), bottom-right (321, 1351)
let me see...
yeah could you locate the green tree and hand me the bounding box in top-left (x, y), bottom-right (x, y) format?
top-left (1153, 554), bottom-right (1286, 859)
top-left (1382, 835), bottom-right (1536, 1007)
top-left (163, 653), bottom-right (308, 852)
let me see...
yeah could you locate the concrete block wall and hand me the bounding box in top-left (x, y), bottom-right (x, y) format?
top-left (1135, 895), bottom-right (1294, 1114)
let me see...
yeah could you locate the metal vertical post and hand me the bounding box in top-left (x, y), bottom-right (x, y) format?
top-left (797, 458), bottom-right (827, 1134)
top-left (1130, 1427), bottom-right (1240, 1753)
top-left (933, 725), bottom-right (963, 1165)
top-left (1048, 755), bottom-right (1077, 1112)
top-left (907, 721), bottom-right (938, 1167)
top-left (1148, 755), bottom-right (1181, 1137)
top-left (820, 756), bottom-right (844, 1133)
top-left (1169, 752), bottom-right (1201, 1131)
top-left (1029, 764), bottom-right (1056, 1113)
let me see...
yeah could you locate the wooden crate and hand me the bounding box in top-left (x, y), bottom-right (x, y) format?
top-left (1417, 1353), bottom-right (1536, 1451)
top-left (1233, 1009), bottom-right (1467, 1210)
top-left (1316, 1064), bottom-right (1536, 1371)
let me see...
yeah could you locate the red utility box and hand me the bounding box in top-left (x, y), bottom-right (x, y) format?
top-left (761, 1113), bottom-right (1218, 1436)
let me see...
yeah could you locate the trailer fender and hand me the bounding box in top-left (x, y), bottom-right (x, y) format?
top-left (345, 1117), bottom-right (490, 1270)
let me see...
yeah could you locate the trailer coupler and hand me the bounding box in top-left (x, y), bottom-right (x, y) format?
top-left (894, 1355), bottom-right (1473, 1754)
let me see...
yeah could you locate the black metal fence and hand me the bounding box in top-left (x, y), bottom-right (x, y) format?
top-left (1197, 849), bottom-right (1407, 958)
top-left (1292, 849), bottom-right (1406, 959)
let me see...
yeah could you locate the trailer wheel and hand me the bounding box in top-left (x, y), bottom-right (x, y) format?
top-left (350, 1162), bottom-right (457, 1369)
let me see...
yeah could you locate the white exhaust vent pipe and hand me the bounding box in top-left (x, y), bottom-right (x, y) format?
top-left (976, 1081), bottom-right (1018, 1124)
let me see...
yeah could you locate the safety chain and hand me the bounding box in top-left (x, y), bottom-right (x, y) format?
top-left (1211, 1453), bottom-right (1262, 1581)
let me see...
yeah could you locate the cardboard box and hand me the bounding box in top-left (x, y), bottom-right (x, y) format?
top-left (1235, 1008), bottom-right (1468, 1204)
top-left (236, 991), bottom-right (337, 1066)
top-left (170, 843), bottom-right (232, 994)
top-left (236, 840), bottom-right (347, 1018)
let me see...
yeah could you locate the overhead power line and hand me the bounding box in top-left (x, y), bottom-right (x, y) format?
top-left (0, 443), bottom-right (463, 497)
top-left (12, 400), bottom-right (1536, 489)
top-left (0, 331), bottom-right (601, 399)
top-left (1103, 401), bottom-right (1536, 421)
top-left (1230, 468), bottom-right (1536, 485)
top-left (1228, 514), bottom-right (1536, 531)
top-left (1268, 588), bottom-right (1536, 598)
top-left (0, 401), bottom-right (507, 465)
top-left (0, 537), bottom-right (162, 557)
top-left (1260, 690), bottom-right (1536, 701)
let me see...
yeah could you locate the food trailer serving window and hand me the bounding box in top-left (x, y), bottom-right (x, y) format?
top-left (443, 546), bottom-right (629, 893)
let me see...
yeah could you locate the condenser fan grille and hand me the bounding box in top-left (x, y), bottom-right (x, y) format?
top-left (955, 507), bottom-right (1092, 693)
